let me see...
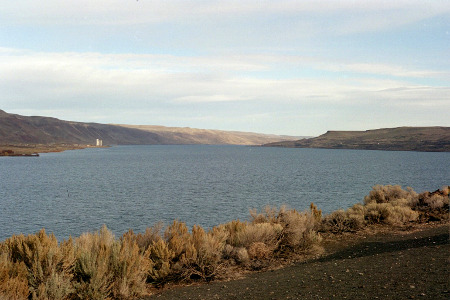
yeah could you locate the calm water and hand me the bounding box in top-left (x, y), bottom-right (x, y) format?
top-left (0, 145), bottom-right (448, 241)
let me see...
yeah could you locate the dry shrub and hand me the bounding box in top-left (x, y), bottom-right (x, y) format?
top-left (415, 186), bottom-right (449, 221)
top-left (320, 185), bottom-right (440, 233)
top-left (0, 253), bottom-right (29, 300)
top-left (388, 206), bottom-right (419, 225)
top-left (236, 223), bottom-right (282, 249)
top-left (178, 225), bottom-right (228, 281)
top-left (230, 247), bottom-right (249, 264)
top-left (361, 185), bottom-right (450, 224)
top-left (74, 225), bottom-right (149, 300)
top-left (164, 221), bottom-right (190, 261)
top-left (36, 270), bottom-right (75, 300)
top-left (146, 239), bottom-right (174, 284)
top-left (322, 210), bottom-right (350, 233)
top-left (322, 204), bottom-right (366, 233)
top-left (441, 186), bottom-right (450, 196)
top-left (111, 234), bottom-right (150, 299)
top-left (310, 203), bottom-right (322, 224)
top-left (220, 220), bottom-right (247, 247)
top-left (247, 242), bottom-right (271, 260)
top-left (124, 223), bottom-right (163, 252)
top-left (155, 221), bottom-right (229, 282)
top-left (74, 226), bottom-right (114, 299)
top-left (365, 203), bottom-right (391, 224)
top-left (278, 209), bottom-right (322, 253)
top-left (250, 206), bottom-right (283, 224)
top-left (423, 194), bottom-right (448, 210)
top-left (365, 203), bottom-right (418, 225)
top-left (248, 206), bottom-right (323, 255)
top-left (364, 185), bottom-right (418, 207)
top-left (2, 229), bottom-right (75, 300)
top-left (222, 244), bottom-right (234, 260)
top-left (346, 204), bottom-right (366, 229)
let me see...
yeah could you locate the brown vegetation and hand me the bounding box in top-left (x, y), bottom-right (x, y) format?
top-left (322, 185), bottom-right (449, 233)
top-left (0, 185), bottom-right (448, 299)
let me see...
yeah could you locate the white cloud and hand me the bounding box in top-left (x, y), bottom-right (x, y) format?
top-left (0, 48), bottom-right (447, 106)
top-left (2, 0), bottom-right (448, 33)
top-left (0, 47), bottom-right (448, 134)
top-left (322, 62), bottom-right (450, 79)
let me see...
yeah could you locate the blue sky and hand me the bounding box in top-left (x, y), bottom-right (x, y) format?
top-left (0, 0), bottom-right (449, 136)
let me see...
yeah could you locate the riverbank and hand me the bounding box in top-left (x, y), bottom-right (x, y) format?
top-left (149, 222), bottom-right (449, 299)
top-left (0, 144), bottom-right (95, 156)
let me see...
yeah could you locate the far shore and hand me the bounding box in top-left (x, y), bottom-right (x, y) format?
top-left (0, 143), bottom-right (105, 156)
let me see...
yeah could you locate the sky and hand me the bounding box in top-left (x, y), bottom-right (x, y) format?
top-left (0, 0), bottom-right (449, 136)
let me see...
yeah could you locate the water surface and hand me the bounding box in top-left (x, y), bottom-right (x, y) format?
top-left (0, 145), bottom-right (448, 241)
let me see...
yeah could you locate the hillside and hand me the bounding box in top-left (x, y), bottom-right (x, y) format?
top-left (263, 127), bottom-right (450, 152)
top-left (0, 110), bottom-right (301, 146)
top-left (115, 124), bottom-right (303, 145)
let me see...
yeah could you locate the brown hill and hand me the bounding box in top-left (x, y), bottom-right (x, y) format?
top-left (0, 110), bottom-right (301, 146)
top-left (0, 110), bottom-right (168, 145)
top-left (115, 124), bottom-right (304, 145)
top-left (263, 127), bottom-right (450, 152)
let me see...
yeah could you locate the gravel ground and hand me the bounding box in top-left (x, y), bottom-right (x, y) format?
top-left (147, 223), bottom-right (449, 300)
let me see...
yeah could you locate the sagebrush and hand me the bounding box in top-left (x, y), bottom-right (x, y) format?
top-left (0, 185), bottom-right (447, 299)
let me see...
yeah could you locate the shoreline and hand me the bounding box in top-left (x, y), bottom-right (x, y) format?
top-left (0, 143), bottom-right (104, 156)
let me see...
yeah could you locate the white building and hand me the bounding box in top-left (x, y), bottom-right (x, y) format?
top-left (96, 139), bottom-right (103, 146)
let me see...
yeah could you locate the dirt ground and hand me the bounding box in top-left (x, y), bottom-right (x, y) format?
top-left (146, 223), bottom-right (449, 300)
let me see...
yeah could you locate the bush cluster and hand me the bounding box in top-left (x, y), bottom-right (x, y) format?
top-left (0, 206), bottom-right (323, 299)
top-left (0, 185), bottom-right (448, 299)
top-left (321, 185), bottom-right (449, 233)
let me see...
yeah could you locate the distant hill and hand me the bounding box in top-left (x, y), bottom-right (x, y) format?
top-left (263, 127), bottom-right (450, 152)
top-left (115, 124), bottom-right (305, 146)
top-left (0, 110), bottom-right (302, 146)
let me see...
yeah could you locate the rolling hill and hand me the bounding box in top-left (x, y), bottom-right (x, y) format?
top-left (115, 124), bottom-right (303, 146)
top-left (0, 110), bottom-right (302, 146)
top-left (263, 127), bottom-right (450, 152)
